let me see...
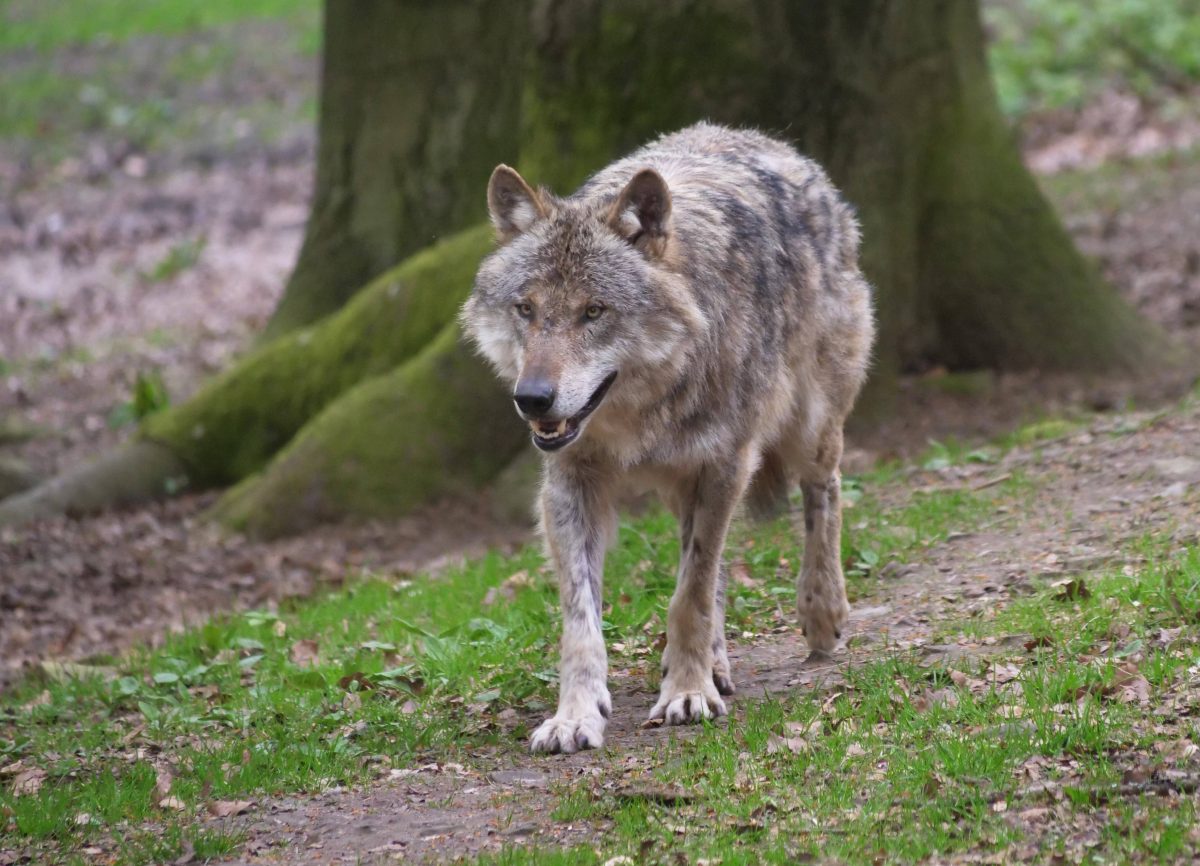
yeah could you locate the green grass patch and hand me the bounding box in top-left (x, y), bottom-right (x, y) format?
top-left (485, 539), bottom-right (1200, 865)
top-left (1, 0), bottom-right (319, 52)
top-left (986, 0), bottom-right (1200, 117)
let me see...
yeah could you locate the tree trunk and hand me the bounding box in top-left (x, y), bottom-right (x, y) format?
top-left (1, 0), bottom-right (1165, 536)
top-left (263, 0), bottom-right (530, 339)
top-left (519, 0), bottom-right (1156, 378)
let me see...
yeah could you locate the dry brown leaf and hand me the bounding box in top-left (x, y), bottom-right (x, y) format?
top-left (1113, 662), bottom-right (1150, 704)
top-left (729, 561), bottom-right (758, 588)
top-left (913, 688), bottom-right (959, 712)
top-left (483, 570), bottom-right (533, 606)
top-left (766, 734), bottom-right (809, 755)
top-left (154, 765), bottom-right (174, 799)
top-left (289, 638), bottom-right (320, 668)
top-left (158, 796), bottom-right (187, 811)
top-left (12, 768), bottom-right (46, 796)
top-left (336, 671), bottom-right (374, 691)
top-left (207, 799), bottom-right (254, 817)
top-left (21, 690), bottom-right (51, 711)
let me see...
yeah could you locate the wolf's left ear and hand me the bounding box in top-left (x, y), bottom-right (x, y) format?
top-left (608, 168), bottom-right (672, 257)
top-left (487, 165), bottom-right (547, 242)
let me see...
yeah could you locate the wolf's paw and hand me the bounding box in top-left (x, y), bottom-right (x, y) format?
top-left (529, 714), bottom-right (606, 754)
top-left (662, 643), bottom-right (736, 697)
top-left (796, 590), bottom-right (849, 658)
top-left (650, 673), bottom-right (727, 726)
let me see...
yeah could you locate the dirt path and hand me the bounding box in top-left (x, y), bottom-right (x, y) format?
top-left (209, 400), bottom-right (1200, 864)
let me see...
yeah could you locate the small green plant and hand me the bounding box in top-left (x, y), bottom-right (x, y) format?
top-left (143, 236), bottom-right (206, 283)
top-left (108, 371), bottom-right (170, 428)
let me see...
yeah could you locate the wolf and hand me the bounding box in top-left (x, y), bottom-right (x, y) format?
top-left (461, 123), bottom-right (874, 754)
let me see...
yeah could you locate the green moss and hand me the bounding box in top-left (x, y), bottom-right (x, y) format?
top-left (142, 224), bottom-right (494, 486)
top-left (211, 324), bottom-right (526, 538)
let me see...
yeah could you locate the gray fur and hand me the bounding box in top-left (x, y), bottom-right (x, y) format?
top-left (461, 123), bottom-right (874, 753)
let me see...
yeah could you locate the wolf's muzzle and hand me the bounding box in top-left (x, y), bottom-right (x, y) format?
top-left (527, 371), bottom-right (617, 452)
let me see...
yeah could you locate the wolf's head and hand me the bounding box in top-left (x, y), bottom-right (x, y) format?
top-left (462, 164), bottom-right (702, 454)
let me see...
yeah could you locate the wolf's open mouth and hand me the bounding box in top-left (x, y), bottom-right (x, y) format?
top-left (530, 371), bottom-right (617, 452)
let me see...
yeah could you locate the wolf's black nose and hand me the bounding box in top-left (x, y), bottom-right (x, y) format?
top-left (514, 380), bottom-right (556, 418)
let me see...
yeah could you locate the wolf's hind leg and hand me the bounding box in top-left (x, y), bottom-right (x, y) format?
top-left (529, 464), bottom-right (615, 754)
top-left (795, 426), bottom-right (850, 661)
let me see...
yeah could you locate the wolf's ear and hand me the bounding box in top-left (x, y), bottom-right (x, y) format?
top-left (487, 165), bottom-right (546, 241)
top-left (608, 168), bottom-right (672, 257)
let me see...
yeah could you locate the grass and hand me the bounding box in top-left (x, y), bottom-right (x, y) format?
top-left (0, 0), bottom-right (319, 163)
top-left (0, 457), bottom-right (1027, 863)
top-left (985, 0), bottom-right (1200, 117)
top-left (483, 538), bottom-right (1200, 865)
top-left (2, 407), bottom-right (1195, 863)
top-left (0, 0), bottom-right (319, 53)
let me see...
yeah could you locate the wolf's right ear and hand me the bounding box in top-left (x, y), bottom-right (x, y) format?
top-left (487, 165), bottom-right (546, 242)
top-left (608, 168), bottom-right (672, 258)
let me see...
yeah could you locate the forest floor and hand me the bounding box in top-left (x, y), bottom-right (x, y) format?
top-left (3, 2), bottom-right (1200, 864)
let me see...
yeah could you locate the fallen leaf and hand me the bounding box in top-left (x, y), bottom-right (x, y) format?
top-left (207, 799), bottom-right (254, 817)
top-left (337, 671), bottom-right (374, 692)
top-left (483, 570), bottom-right (533, 606)
top-left (913, 688), bottom-right (958, 712)
top-left (158, 796), bottom-right (187, 811)
top-left (730, 561), bottom-right (758, 588)
top-left (1113, 662), bottom-right (1150, 704)
top-left (289, 639), bottom-right (320, 668)
top-left (12, 768), bottom-right (45, 796)
top-left (154, 765), bottom-right (174, 799)
top-left (21, 690), bottom-right (51, 711)
top-left (766, 734), bottom-right (809, 755)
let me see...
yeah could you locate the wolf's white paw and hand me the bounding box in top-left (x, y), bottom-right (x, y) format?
top-left (529, 714), bottom-right (606, 754)
top-left (650, 674), bottom-right (727, 726)
top-left (796, 590), bottom-right (849, 657)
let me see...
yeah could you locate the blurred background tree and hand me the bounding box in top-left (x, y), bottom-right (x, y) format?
top-left (0, 0), bottom-right (1172, 536)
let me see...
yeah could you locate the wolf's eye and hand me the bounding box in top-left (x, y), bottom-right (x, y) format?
top-left (585, 304), bottom-right (605, 320)
top-left (515, 301), bottom-right (533, 319)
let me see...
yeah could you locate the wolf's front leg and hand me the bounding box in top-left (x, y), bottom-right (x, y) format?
top-left (529, 462), bottom-right (615, 754)
top-left (652, 458), bottom-right (751, 725)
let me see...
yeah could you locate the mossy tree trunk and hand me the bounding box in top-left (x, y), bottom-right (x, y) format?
top-left (0, 0), bottom-right (1161, 536)
top-left (264, 0), bottom-right (531, 339)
